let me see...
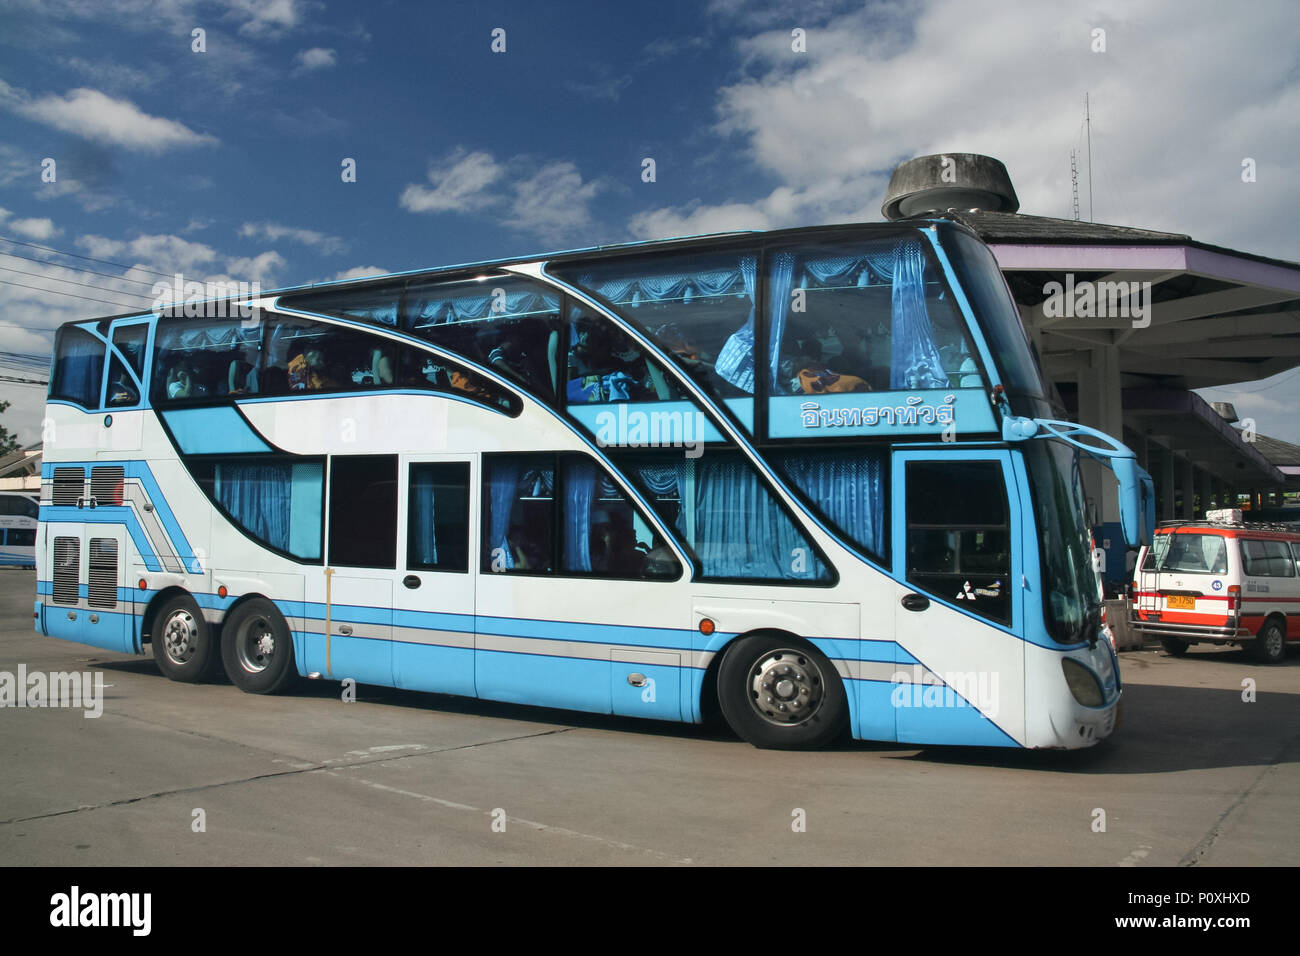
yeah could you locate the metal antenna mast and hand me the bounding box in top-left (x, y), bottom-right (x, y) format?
top-left (1070, 148), bottom-right (1081, 221)
top-left (1085, 92), bottom-right (1094, 221)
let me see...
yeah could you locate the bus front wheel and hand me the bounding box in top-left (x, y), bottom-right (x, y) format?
top-left (151, 594), bottom-right (218, 683)
top-left (717, 634), bottom-right (848, 750)
top-left (1159, 637), bottom-right (1189, 657)
top-left (221, 598), bottom-right (299, 694)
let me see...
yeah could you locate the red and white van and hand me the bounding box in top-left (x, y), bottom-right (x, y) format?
top-left (1131, 517), bottom-right (1300, 664)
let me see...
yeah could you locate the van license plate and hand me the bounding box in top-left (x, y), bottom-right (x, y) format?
top-left (1166, 595), bottom-right (1196, 610)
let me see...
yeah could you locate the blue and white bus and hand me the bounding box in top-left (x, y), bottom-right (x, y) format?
top-left (1, 490), bottom-right (38, 569)
top-left (35, 220), bottom-right (1153, 749)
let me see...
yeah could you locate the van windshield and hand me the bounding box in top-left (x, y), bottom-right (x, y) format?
top-left (1142, 533), bottom-right (1228, 574)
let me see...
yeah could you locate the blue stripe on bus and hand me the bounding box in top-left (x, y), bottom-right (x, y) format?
top-left (39, 459), bottom-right (201, 573)
top-left (161, 406), bottom-right (273, 454)
top-left (39, 506), bottom-right (163, 572)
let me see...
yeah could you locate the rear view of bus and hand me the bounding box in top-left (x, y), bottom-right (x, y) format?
top-left (34, 219), bottom-right (1152, 750)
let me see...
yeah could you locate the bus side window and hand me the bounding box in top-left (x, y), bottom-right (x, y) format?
top-left (50, 325), bottom-right (105, 409)
top-left (481, 454), bottom-right (555, 574)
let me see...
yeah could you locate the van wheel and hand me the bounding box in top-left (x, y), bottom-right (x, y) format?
top-left (151, 594), bottom-right (218, 682)
top-left (221, 598), bottom-right (299, 694)
top-left (1254, 620), bottom-right (1287, 665)
top-left (717, 635), bottom-right (847, 750)
top-left (1160, 638), bottom-right (1189, 657)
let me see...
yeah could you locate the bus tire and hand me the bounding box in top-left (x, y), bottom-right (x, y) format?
top-left (151, 594), bottom-right (218, 683)
top-left (1160, 638), bottom-right (1189, 657)
top-left (1254, 620), bottom-right (1287, 665)
top-left (717, 634), bottom-right (848, 750)
top-left (221, 598), bottom-right (299, 694)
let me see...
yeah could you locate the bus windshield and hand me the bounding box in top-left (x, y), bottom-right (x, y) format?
top-left (940, 227), bottom-right (1048, 413)
top-left (1023, 440), bottom-right (1102, 644)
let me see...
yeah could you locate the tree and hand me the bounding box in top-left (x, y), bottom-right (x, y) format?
top-left (0, 400), bottom-right (22, 457)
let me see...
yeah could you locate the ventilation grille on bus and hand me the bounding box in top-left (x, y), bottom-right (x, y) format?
top-left (90, 466), bottom-right (125, 507)
top-left (52, 467), bottom-right (84, 507)
top-left (87, 537), bottom-right (118, 609)
top-left (52, 536), bottom-right (79, 605)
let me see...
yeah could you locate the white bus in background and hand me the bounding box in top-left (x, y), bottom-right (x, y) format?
top-left (35, 220), bottom-right (1153, 750)
top-left (0, 490), bottom-right (38, 569)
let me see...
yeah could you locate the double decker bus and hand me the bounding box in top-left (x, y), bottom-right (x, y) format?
top-left (0, 491), bottom-right (38, 568)
top-left (35, 219), bottom-right (1153, 749)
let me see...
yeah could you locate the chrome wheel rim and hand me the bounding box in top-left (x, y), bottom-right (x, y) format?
top-left (747, 648), bottom-right (825, 725)
top-left (1264, 626), bottom-right (1284, 658)
top-left (162, 609), bottom-right (199, 665)
top-left (236, 616), bottom-right (276, 674)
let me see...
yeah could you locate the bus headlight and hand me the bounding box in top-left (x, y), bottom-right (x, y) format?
top-left (1062, 658), bottom-right (1104, 707)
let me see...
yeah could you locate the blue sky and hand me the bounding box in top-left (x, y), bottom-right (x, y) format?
top-left (1, 0), bottom-right (1298, 447)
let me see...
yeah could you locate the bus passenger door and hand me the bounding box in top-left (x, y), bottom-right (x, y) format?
top-left (392, 455), bottom-right (476, 698)
top-left (304, 455), bottom-right (396, 688)
top-left (890, 449), bottom-right (1026, 747)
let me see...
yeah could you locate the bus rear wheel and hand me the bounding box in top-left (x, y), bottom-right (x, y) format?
top-left (151, 594), bottom-right (217, 683)
top-left (717, 634), bottom-right (847, 750)
top-left (221, 598), bottom-right (298, 694)
top-left (1254, 620), bottom-right (1287, 665)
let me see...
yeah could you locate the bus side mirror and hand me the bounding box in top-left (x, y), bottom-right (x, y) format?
top-left (1112, 458), bottom-right (1154, 549)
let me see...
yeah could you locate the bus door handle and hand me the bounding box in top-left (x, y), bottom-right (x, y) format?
top-left (900, 593), bottom-right (930, 612)
top-left (402, 575), bottom-right (421, 590)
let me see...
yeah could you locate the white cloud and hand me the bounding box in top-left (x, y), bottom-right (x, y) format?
top-left (401, 149), bottom-right (610, 244)
top-left (8, 217), bottom-right (61, 241)
top-left (0, 81), bottom-right (215, 152)
top-left (331, 266), bottom-right (391, 281)
top-left (634, 0), bottom-right (1300, 260)
top-left (400, 149), bottom-right (504, 214)
top-left (240, 220), bottom-right (346, 254)
top-left (231, 0), bottom-right (302, 37)
top-left (504, 161), bottom-right (608, 243)
top-left (294, 47), bottom-right (337, 71)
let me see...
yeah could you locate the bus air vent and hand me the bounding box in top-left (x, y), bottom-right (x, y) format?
top-left (52, 467), bottom-right (85, 507)
top-left (53, 536), bottom-right (79, 605)
top-left (88, 537), bottom-right (118, 609)
top-left (91, 466), bottom-right (126, 507)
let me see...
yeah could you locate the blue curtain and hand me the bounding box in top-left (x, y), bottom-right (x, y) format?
top-left (409, 288), bottom-right (559, 327)
top-left (777, 450), bottom-right (886, 557)
top-left (633, 456), bottom-right (822, 580)
top-left (215, 463), bottom-right (291, 551)
top-left (694, 457), bottom-right (823, 579)
top-left (766, 252), bottom-right (796, 393)
top-left (410, 467), bottom-right (437, 566)
top-left (563, 459), bottom-right (596, 572)
top-left (486, 460), bottom-right (521, 570)
top-left (887, 242), bottom-right (948, 389)
top-left (714, 256), bottom-right (758, 393)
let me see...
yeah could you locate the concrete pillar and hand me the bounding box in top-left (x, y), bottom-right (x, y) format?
top-left (1197, 468), bottom-right (1212, 519)
top-left (1076, 345), bottom-right (1124, 523)
top-left (1170, 450), bottom-right (1180, 520)
top-left (1181, 459), bottom-right (1196, 519)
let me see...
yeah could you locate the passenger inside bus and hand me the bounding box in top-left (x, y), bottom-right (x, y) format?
top-left (227, 343), bottom-right (260, 395)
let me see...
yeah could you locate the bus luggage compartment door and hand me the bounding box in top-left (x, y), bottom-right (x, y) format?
top-left (44, 523), bottom-right (135, 654)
